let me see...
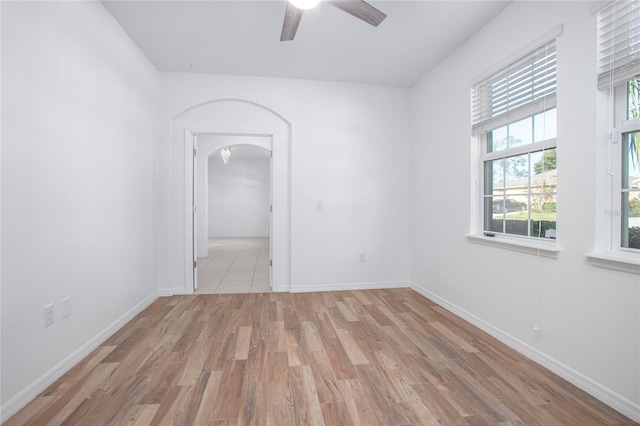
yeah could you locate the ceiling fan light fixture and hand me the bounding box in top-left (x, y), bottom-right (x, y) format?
top-left (281, 0), bottom-right (386, 41)
top-left (289, 0), bottom-right (321, 10)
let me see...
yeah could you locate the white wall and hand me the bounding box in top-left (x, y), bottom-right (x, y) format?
top-left (1, 1), bottom-right (159, 418)
top-left (4, 0), bottom-right (633, 421)
top-left (410, 1), bottom-right (639, 418)
top-left (159, 74), bottom-right (411, 294)
top-left (208, 156), bottom-right (270, 238)
top-left (195, 135), bottom-right (272, 257)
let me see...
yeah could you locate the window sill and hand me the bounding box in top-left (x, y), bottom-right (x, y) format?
top-left (585, 252), bottom-right (640, 274)
top-left (466, 233), bottom-right (560, 258)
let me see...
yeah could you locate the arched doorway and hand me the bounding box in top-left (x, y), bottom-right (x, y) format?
top-left (172, 99), bottom-right (291, 294)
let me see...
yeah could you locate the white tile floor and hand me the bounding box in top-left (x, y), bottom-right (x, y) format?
top-left (195, 237), bottom-right (271, 294)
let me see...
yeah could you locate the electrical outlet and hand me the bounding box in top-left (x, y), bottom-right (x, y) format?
top-left (44, 304), bottom-right (54, 327)
top-left (358, 252), bottom-right (366, 262)
top-left (61, 297), bottom-right (71, 318)
top-left (533, 324), bottom-right (540, 332)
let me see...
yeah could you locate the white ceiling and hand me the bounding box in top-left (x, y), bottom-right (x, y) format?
top-left (102, 0), bottom-right (510, 87)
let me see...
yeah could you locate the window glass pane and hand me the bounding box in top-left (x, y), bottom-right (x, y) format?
top-left (505, 154), bottom-right (529, 189)
top-left (623, 132), bottom-right (640, 191)
top-left (491, 197), bottom-right (528, 214)
top-left (489, 158), bottom-right (505, 192)
top-left (622, 191), bottom-right (640, 249)
top-left (489, 113), bottom-right (550, 153)
top-left (488, 198), bottom-right (530, 236)
top-left (485, 197), bottom-right (503, 233)
top-left (628, 78), bottom-right (640, 120)
top-left (502, 199), bottom-right (529, 214)
top-left (622, 130), bottom-right (640, 249)
top-left (507, 117), bottom-right (532, 149)
top-left (484, 160), bottom-right (504, 233)
top-left (534, 108), bottom-right (557, 142)
top-left (505, 218), bottom-right (529, 236)
top-left (531, 148), bottom-right (557, 176)
top-left (488, 126), bottom-right (507, 153)
top-left (531, 148), bottom-right (558, 229)
top-left (531, 190), bottom-right (556, 233)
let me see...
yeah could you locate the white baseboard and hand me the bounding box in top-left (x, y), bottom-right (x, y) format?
top-left (158, 287), bottom-right (186, 296)
top-left (0, 292), bottom-right (158, 422)
top-left (290, 281), bottom-right (409, 293)
top-left (159, 282), bottom-right (408, 295)
top-left (409, 281), bottom-right (640, 423)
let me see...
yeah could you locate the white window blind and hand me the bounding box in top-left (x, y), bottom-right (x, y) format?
top-left (472, 40), bottom-right (557, 135)
top-left (597, 0), bottom-right (640, 90)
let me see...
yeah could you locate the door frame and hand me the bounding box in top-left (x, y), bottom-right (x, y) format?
top-left (184, 129), bottom-right (278, 293)
top-left (191, 131), bottom-right (198, 291)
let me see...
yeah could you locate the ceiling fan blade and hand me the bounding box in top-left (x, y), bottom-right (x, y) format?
top-left (280, 2), bottom-right (304, 41)
top-left (326, 0), bottom-right (387, 27)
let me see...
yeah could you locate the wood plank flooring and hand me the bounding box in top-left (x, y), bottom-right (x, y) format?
top-left (5, 288), bottom-right (637, 425)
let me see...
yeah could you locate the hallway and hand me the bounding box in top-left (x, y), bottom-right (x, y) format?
top-left (196, 237), bottom-right (271, 294)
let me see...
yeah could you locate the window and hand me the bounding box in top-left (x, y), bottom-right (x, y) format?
top-left (618, 78), bottom-right (640, 250)
top-left (589, 0), bottom-right (640, 272)
top-left (472, 38), bottom-right (558, 243)
top-left (483, 110), bottom-right (557, 238)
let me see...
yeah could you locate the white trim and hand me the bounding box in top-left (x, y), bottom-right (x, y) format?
top-left (0, 292), bottom-right (158, 422)
top-left (466, 233), bottom-right (560, 258)
top-left (482, 138), bottom-right (557, 162)
top-left (158, 287), bottom-right (187, 296)
top-left (586, 251), bottom-right (640, 274)
top-left (183, 129), bottom-right (287, 294)
top-left (290, 281), bottom-right (409, 293)
top-left (180, 105), bottom-right (292, 295)
top-left (621, 117), bottom-right (640, 133)
top-left (158, 288), bottom-right (176, 297)
top-left (184, 128), bottom-right (195, 294)
top-left (409, 281), bottom-right (640, 423)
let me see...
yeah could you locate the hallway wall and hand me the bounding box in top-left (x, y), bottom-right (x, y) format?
top-left (195, 135), bottom-right (272, 257)
top-left (208, 156), bottom-right (270, 238)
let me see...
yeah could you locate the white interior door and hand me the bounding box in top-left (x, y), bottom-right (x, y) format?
top-left (269, 146), bottom-right (273, 290)
top-left (192, 134), bottom-right (198, 291)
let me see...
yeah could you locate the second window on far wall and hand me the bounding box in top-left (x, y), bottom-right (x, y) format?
top-left (472, 37), bottom-right (558, 240)
top-left (597, 0), bottom-right (640, 255)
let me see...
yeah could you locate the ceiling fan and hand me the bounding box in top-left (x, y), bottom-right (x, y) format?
top-left (280, 0), bottom-right (387, 41)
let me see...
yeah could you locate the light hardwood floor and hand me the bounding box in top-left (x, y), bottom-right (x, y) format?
top-left (5, 288), bottom-right (636, 425)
